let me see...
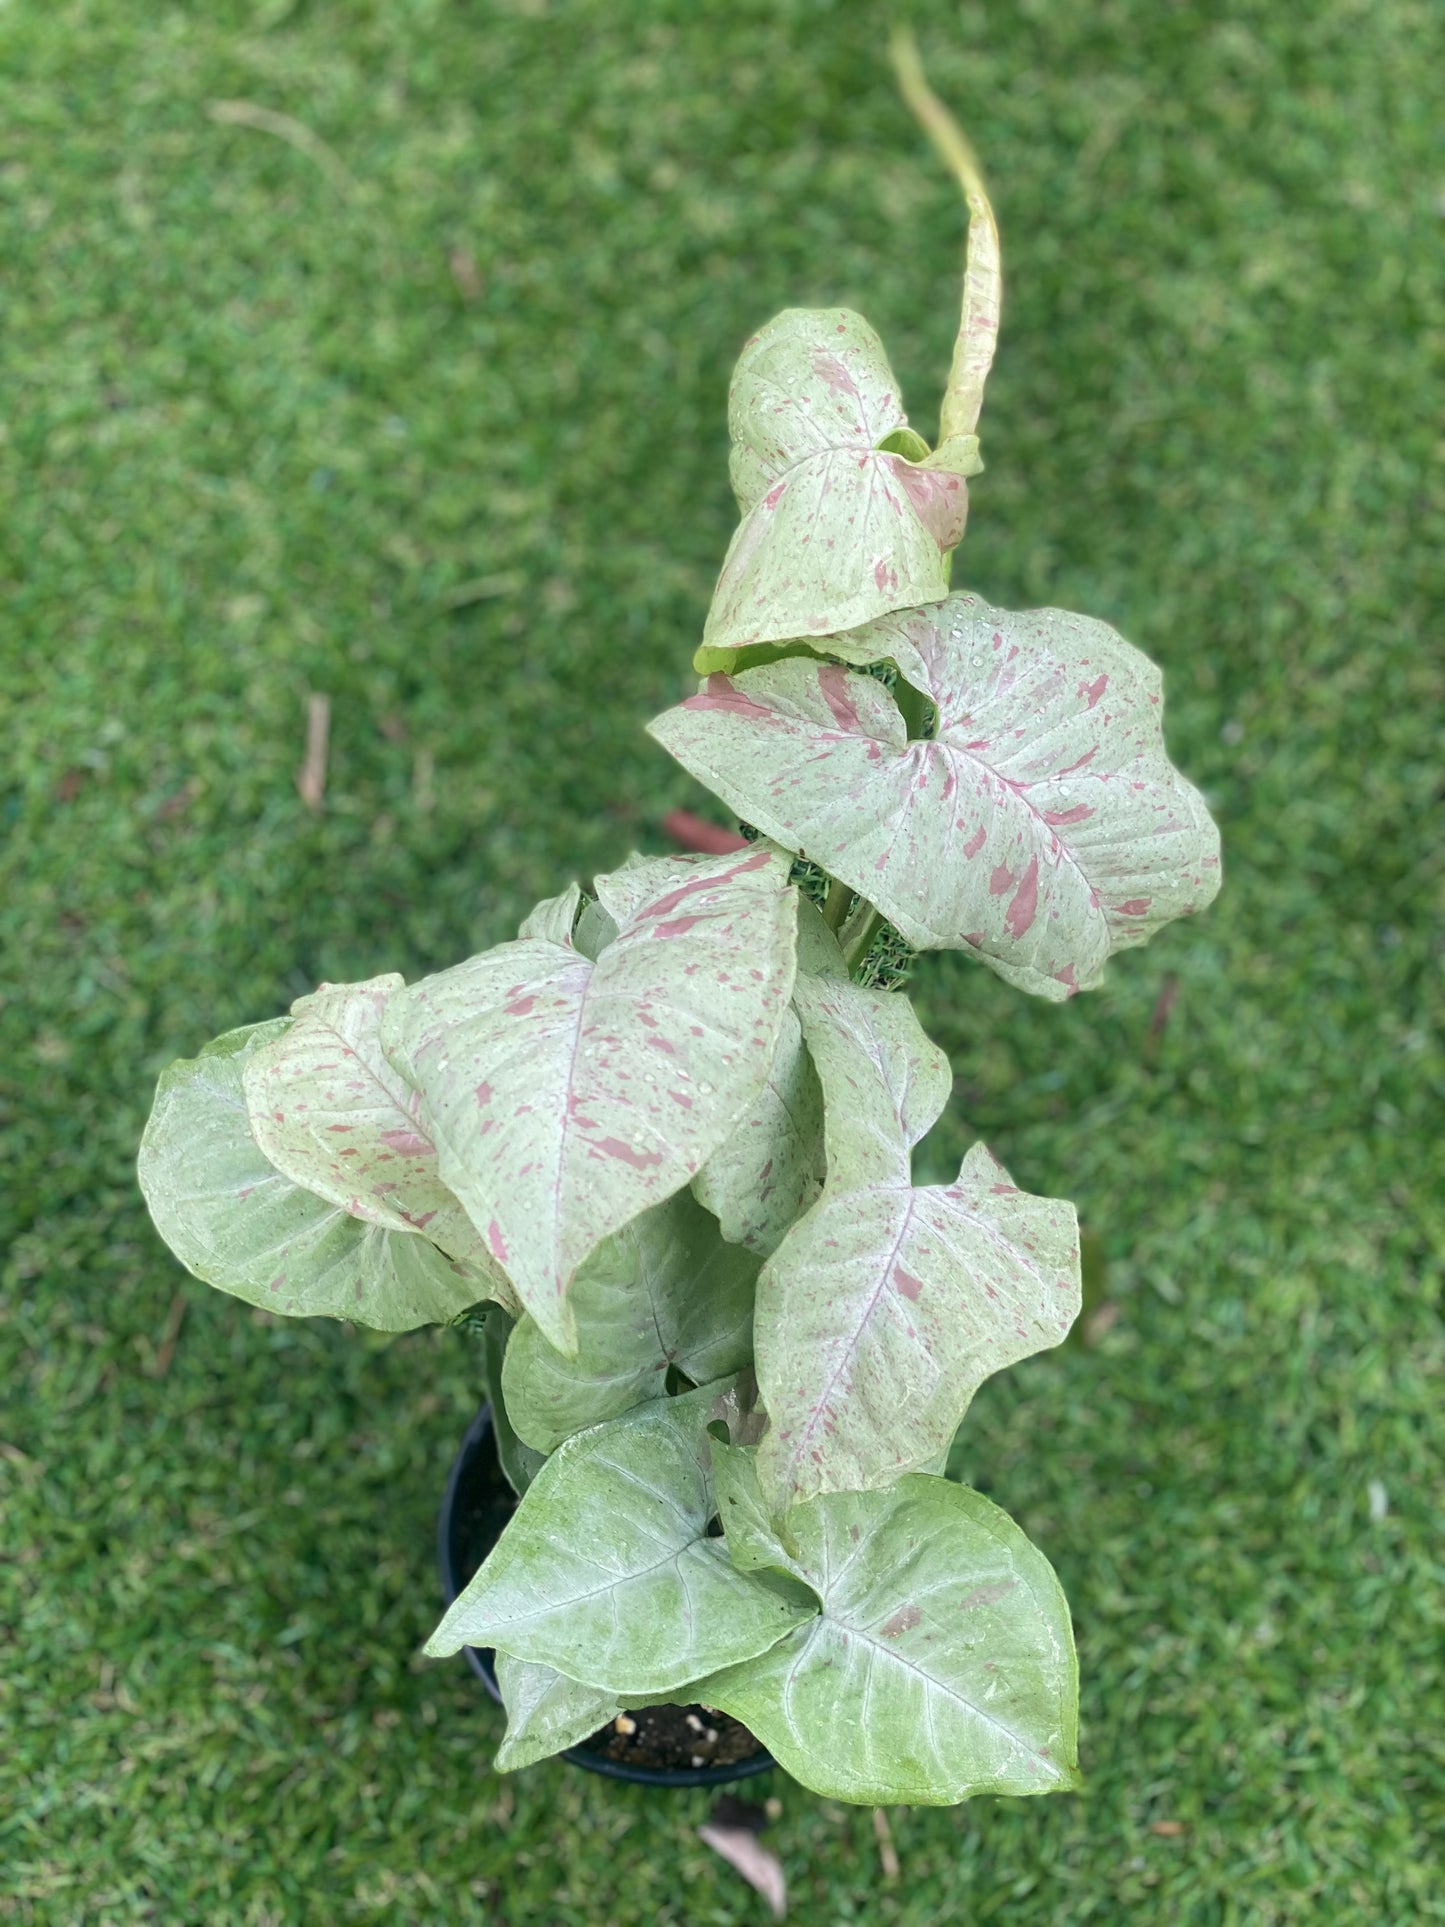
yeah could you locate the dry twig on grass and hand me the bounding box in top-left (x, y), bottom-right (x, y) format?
top-left (296, 694), bottom-right (330, 812)
top-left (206, 99), bottom-right (358, 200)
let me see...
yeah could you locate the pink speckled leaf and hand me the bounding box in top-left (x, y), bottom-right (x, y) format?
top-left (753, 975), bottom-right (1079, 1507)
top-left (652, 593), bottom-right (1222, 1002)
top-left (697, 310), bottom-right (971, 667)
top-left (690, 893), bottom-right (855, 1256)
top-left (691, 1003), bottom-right (825, 1258)
top-left (241, 975), bottom-right (502, 1281)
top-left (138, 1022), bottom-right (492, 1331)
top-left (755, 1144), bottom-right (1080, 1507)
top-left (381, 848), bottom-right (798, 1353)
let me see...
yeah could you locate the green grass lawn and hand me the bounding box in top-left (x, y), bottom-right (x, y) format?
top-left (3, 2), bottom-right (1441, 1920)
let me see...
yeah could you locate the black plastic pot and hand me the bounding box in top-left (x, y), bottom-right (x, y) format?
top-left (437, 1403), bottom-right (776, 1788)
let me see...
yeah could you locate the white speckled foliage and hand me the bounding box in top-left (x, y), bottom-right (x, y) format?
top-left (651, 595), bottom-right (1222, 1002)
top-left (137, 70), bottom-right (1221, 1807)
top-left (694, 1438), bottom-right (1079, 1805)
top-left (138, 1021), bottom-right (497, 1329)
top-left (753, 974), bottom-right (1080, 1508)
top-left (697, 310), bottom-right (976, 666)
top-left (380, 846), bottom-right (797, 1354)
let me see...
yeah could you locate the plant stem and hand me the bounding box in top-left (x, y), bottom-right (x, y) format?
top-left (821, 875), bottom-right (853, 930)
top-left (894, 673), bottom-right (931, 742)
top-left (841, 903), bottom-right (884, 976)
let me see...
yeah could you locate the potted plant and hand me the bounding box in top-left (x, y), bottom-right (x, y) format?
top-left (138, 48), bottom-right (1219, 1806)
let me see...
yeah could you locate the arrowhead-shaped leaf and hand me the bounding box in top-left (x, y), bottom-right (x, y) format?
top-left (573, 896), bottom-right (620, 961)
top-left (501, 1191), bottom-right (760, 1453)
top-left (493, 1652), bottom-right (620, 1772)
top-left (652, 594), bottom-right (1222, 1001)
top-left (424, 1385), bottom-right (816, 1698)
top-left (755, 1144), bottom-right (1080, 1505)
top-left (695, 1456), bottom-right (1079, 1806)
top-left (240, 975), bottom-right (506, 1285)
top-left (381, 847), bottom-right (798, 1353)
top-left (138, 1022), bottom-right (492, 1331)
top-left (698, 311), bottom-right (971, 667)
top-left (792, 890), bottom-right (850, 980)
top-left (754, 975), bottom-right (1079, 1506)
top-left (708, 1431), bottom-right (797, 1577)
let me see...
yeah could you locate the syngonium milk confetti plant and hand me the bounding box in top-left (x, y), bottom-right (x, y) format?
top-left (138, 51), bottom-right (1220, 1806)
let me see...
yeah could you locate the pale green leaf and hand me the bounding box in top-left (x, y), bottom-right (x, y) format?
top-left (698, 310), bottom-right (968, 664)
top-left (381, 847), bottom-right (798, 1353)
top-left (573, 897), bottom-right (619, 961)
top-left (518, 882), bottom-right (583, 945)
top-left (692, 1004), bottom-right (825, 1257)
top-left (708, 1432), bottom-right (798, 1578)
top-left (240, 975), bottom-right (506, 1285)
top-left (789, 974), bottom-right (951, 1190)
top-left (651, 594), bottom-right (1222, 1001)
top-left (693, 1469), bottom-right (1080, 1805)
top-left (792, 891), bottom-right (848, 980)
top-left (424, 1385), bottom-right (816, 1698)
top-left (479, 1307), bottom-right (547, 1495)
top-left (493, 1652), bottom-right (620, 1772)
top-left (138, 1022), bottom-right (491, 1331)
top-left (501, 1191), bottom-right (759, 1452)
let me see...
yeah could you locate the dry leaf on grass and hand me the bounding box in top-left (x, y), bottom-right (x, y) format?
top-left (698, 1820), bottom-right (786, 1919)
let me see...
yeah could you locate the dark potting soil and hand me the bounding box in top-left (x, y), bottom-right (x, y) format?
top-left (454, 1448), bottom-right (766, 1773)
